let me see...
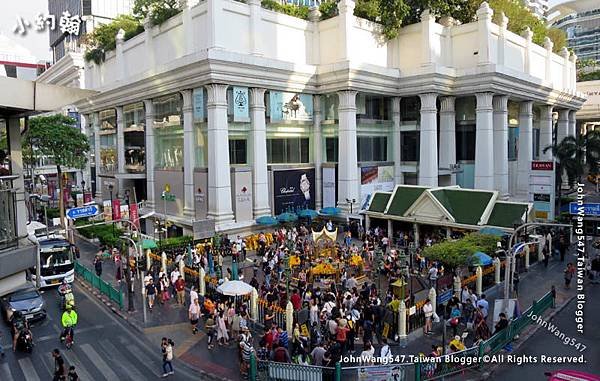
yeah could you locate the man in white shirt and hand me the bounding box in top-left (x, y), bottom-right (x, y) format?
top-left (428, 265), bottom-right (438, 288)
top-left (477, 294), bottom-right (489, 319)
top-left (379, 338), bottom-right (392, 363)
top-left (423, 298), bottom-right (433, 335)
top-left (189, 285), bottom-right (198, 306)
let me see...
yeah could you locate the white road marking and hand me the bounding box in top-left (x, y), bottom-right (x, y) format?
top-left (18, 357), bottom-right (41, 381)
top-left (81, 343), bottom-right (119, 381)
top-left (0, 362), bottom-right (15, 381)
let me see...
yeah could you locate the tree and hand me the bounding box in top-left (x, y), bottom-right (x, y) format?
top-left (83, 15), bottom-right (143, 63)
top-left (421, 233), bottom-right (500, 269)
top-left (403, 0), bottom-right (478, 25)
top-left (24, 115), bottom-right (90, 229)
top-left (378, 0), bottom-right (410, 40)
top-left (132, 0), bottom-right (182, 26)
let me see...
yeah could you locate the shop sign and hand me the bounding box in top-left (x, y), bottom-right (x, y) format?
top-left (269, 92), bottom-right (313, 121)
top-left (360, 166), bottom-right (394, 210)
top-left (103, 200), bottom-right (112, 222)
top-left (273, 168), bottom-right (315, 215)
top-left (129, 202), bottom-right (140, 229)
top-left (193, 88), bottom-right (205, 121)
top-left (112, 199), bottom-right (121, 221)
top-left (529, 161), bottom-right (555, 221)
top-left (233, 86), bottom-right (249, 122)
top-left (531, 161), bottom-right (553, 171)
top-left (322, 167), bottom-right (336, 208)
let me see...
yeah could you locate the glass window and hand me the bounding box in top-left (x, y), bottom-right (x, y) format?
top-left (508, 127), bottom-right (518, 161)
top-left (400, 97), bottom-right (420, 122)
top-left (123, 103), bottom-right (145, 131)
top-left (358, 136), bottom-right (387, 162)
top-left (357, 95), bottom-right (390, 120)
top-left (401, 131), bottom-right (419, 161)
top-left (153, 94), bottom-right (183, 169)
top-left (99, 109), bottom-right (116, 131)
top-left (98, 109), bottom-right (116, 174)
top-left (229, 139), bottom-right (247, 165)
top-left (325, 137), bottom-right (338, 162)
top-left (194, 123), bottom-right (208, 168)
top-left (321, 94), bottom-right (339, 121)
top-left (456, 124), bottom-right (475, 161)
top-left (267, 138), bottom-right (310, 163)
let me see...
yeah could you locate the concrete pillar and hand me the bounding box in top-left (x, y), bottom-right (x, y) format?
top-left (365, 215), bottom-right (370, 231)
top-left (92, 112), bottom-right (102, 199)
top-left (494, 257), bottom-right (501, 284)
top-left (398, 301), bottom-right (407, 343)
top-left (413, 223), bottom-right (420, 248)
top-left (115, 29), bottom-right (125, 81)
top-left (496, 12), bottom-right (508, 66)
top-left (387, 220), bottom-right (393, 241)
top-left (248, 0), bottom-right (263, 56)
top-left (439, 96), bottom-right (456, 185)
top-left (181, 89), bottom-right (196, 219)
top-left (475, 92), bottom-right (495, 190)
top-left (146, 249), bottom-right (152, 271)
top-left (476, 1), bottom-right (493, 66)
top-left (337, 0), bottom-right (355, 61)
top-left (286, 301), bottom-right (294, 336)
top-left (179, 259), bottom-right (186, 281)
top-left (556, 109), bottom-right (569, 144)
top-left (206, 84), bottom-right (235, 226)
top-left (250, 88), bottom-right (271, 217)
top-left (161, 251), bottom-right (167, 273)
top-left (199, 266), bottom-right (206, 296)
top-left (521, 27), bottom-right (533, 75)
top-left (418, 93), bottom-right (438, 187)
top-left (337, 90), bottom-right (359, 213)
top-left (569, 52), bottom-right (577, 91)
top-left (568, 110), bottom-right (576, 138)
top-left (143, 100), bottom-right (155, 210)
top-left (7, 118), bottom-right (27, 238)
top-left (560, 47), bottom-right (570, 90)
top-left (540, 105), bottom-right (554, 160)
top-left (525, 243), bottom-right (530, 269)
top-left (421, 10), bottom-right (436, 68)
top-left (143, 17), bottom-right (155, 73)
top-left (251, 287), bottom-right (259, 320)
top-left (517, 101), bottom-right (533, 194)
top-left (493, 96), bottom-right (509, 196)
top-left (182, 0), bottom-right (194, 55)
top-left (116, 106), bottom-right (125, 177)
top-left (429, 287), bottom-right (437, 313)
top-left (313, 95), bottom-right (323, 209)
top-left (476, 266), bottom-right (483, 296)
top-left (446, 228), bottom-right (451, 239)
top-left (453, 275), bottom-right (461, 297)
top-left (543, 37), bottom-right (554, 82)
top-left (392, 97), bottom-right (403, 185)
top-left (80, 114), bottom-right (92, 189)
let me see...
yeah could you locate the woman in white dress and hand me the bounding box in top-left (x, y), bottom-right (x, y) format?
top-left (217, 311), bottom-right (229, 345)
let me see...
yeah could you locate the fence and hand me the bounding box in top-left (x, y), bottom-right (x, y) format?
top-left (74, 261), bottom-right (124, 309)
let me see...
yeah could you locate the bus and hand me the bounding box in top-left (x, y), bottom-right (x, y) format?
top-left (28, 224), bottom-right (75, 287)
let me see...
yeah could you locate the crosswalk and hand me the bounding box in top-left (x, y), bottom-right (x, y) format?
top-left (0, 335), bottom-right (163, 380)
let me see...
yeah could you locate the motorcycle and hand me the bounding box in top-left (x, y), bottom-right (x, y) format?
top-left (16, 328), bottom-right (34, 353)
top-left (58, 283), bottom-right (75, 310)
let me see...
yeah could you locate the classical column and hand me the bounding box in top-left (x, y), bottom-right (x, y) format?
top-left (439, 96), bottom-right (456, 185)
top-left (475, 92), bottom-right (495, 190)
top-left (418, 93), bottom-right (438, 187)
top-left (116, 106), bottom-right (125, 176)
top-left (517, 101), bottom-right (533, 194)
top-left (493, 96), bottom-right (509, 196)
top-left (337, 90), bottom-right (359, 212)
top-left (206, 84), bottom-right (235, 225)
top-left (143, 100), bottom-right (155, 210)
top-left (392, 97), bottom-right (403, 185)
top-left (92, 112), bottom-right (102, 200)
top-left (181, 89), bottom-right (195, 218)
top-left (568, 110), bottom-right (577, 138)
top-left (313, 94), bottom-right (323, 209)
top-left (556, 109), bottom-right (569, 144)
top-left (7, 118), bottom-right (27, 237)
top-left (80, 114), bottom-right (92, 188)
top-left (250, 88), bottom-right (271, 217)
top-left (539, 105), bottom-right (554, 160)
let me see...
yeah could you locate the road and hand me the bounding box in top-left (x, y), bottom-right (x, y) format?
top-left (0, 282), bottom-right (196, 380)
top-left (491, 283), bottom-right (600, 380)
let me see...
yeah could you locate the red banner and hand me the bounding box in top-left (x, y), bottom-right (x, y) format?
top-left (63, 185), bottom-right (71, 205)
top-left (84, 192), bottom-right (93, 204)
top-left (531, 161), bottom-right (553, 171)
top-left (129, 202), bottom-right (140, 229)
top-left (112, 199), bottom-right (121, 221)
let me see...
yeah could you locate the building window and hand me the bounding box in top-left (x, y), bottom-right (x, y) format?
top-left (533, 129), bottom-right (540, 160)
top-left (357, 95), bottom-right (390, 121)
top-left (267, 138), bottom-right (310, 163)
top-left (229, 139), bottom-right (247, 165)
top-left (508, 127), bottom-right (518, 161)
top-left (325, 137), bottom-right (338, 162)
top-left (153, 94), bottom-right (183, 169)
top-left (456, 124), bottom-right (475, 161)
top-left (400, 97), bottom-right (420, 122)
top-left (358, 136), bottom-right (387, 162)
top-left (401, 131), bottom-right (419, 161)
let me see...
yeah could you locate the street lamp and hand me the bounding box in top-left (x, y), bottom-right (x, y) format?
top-left (108, 184), bottom-right (114, 236)
top-left (345, 198), bottom-right (356, 215)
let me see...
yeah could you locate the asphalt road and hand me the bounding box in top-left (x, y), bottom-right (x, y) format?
top-left (491, 283), bottom-right (600, 380)
top-left (0, 282), bottom-right (196, 380)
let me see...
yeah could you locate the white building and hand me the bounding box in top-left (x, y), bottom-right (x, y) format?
top-left (525, 0), bottom-right (549, 19)
top-left (74, 0), bottom-right (585, 238)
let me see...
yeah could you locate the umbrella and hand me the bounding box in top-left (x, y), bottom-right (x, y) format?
top-left (479, 227), bottom-right (506, 237)
top-left (471, 251), bottom-right (493, 266)
top-left (277, 212), bottom-right (298, 223)
top-left (297, 209), bottom-right (318, 219)
top-left (319, 207), bottom-right (341, 216)
top-left (142, 239), bottom-right (158, 250)
top-left (256, 215), bottom-right (278, 225)
top-left (217, 280), bottom-right (254, 296)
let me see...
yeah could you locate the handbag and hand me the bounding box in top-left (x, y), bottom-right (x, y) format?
top-left (433, 312), bottom-right (440, 323)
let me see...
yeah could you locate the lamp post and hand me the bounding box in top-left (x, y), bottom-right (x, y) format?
top-left (121, 233), bottom-right (136, 313)
top-left (345, 198), bottom-right (356, 215)
top-left (108, 183), bottom-right (114, 236)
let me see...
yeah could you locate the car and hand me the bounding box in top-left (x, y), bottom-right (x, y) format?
top-left (1, 286), bottom-right (47, 324)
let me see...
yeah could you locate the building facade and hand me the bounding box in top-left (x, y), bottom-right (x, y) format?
top-left (525, 0), bottom-right (549, 19)
top-left (75, 0), bottom-right (585, 237)
top-left (549, 0), bottom-right (600, 63)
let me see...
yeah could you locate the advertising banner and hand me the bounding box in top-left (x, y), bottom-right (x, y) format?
top-left (103, 200), bottom-right (112, 222)
top-left (233, 86), bottom-right (249, 122)
top-left (357, 366), bottom-right (406, 381)
top-left (83, 192), bottom-right (93, 204)
top-left (76, 193), bottom-right (84, 207)
top-left (112, 199), bottom-right (121, 221)
top-left (322, 167), bottom-right (336, 208)
top-left (529, 161), bottom-right (555, 221)
top-left (129, 202), bottom-right (140, 229)
top-left (193, 87), bottom-right (205, 121)
top-left (269, 92), bottom-right (313, 121)
top-left (120, 204), bottom-right (129, 221)
top-left (233, 169), bottom-right (253, 223)
top-left (360, 166), bottom-right (394, 210)
top-left (273, 168), bottom-right (315, 215)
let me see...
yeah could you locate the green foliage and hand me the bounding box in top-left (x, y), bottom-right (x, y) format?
top-left (78, 223), bottom-right (124, 247)
top-left (46, 208), bottom-right (61, 220)
top-left (354, 0), bottom-right (379, 22)
top-left (261, 0), bottom-right (310, 20)
top-left (82, 15), bottom-right (142, 63)
top-left (422, 233), bottom-right (500, 268)
top-left (579, 70), bottom-right (600, 82)
top-left (159, 235), bottom-right (194, 250)
top-left (25, 115), bottom-right (89, 171)
top-left (378, 0), bottom-right (410, 39)
top-left (403, 0), bottom-right (478, 25)
top-left (319, 1), bottom-right (338, 20)
top-left (133, 0), bottom-right (182, 26)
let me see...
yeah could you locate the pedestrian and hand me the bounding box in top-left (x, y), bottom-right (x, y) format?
top-left (559, 235), bottom-right (567, 262)
top-left (115, 255), bottom-right (123, 285)
top-left (160, 274), bottom-right (171, 304)
top-left (68, 365), bottom-right (79, 381)
top-left (423, 298), bottom-right (433, 335)
top-left (564, 263), bottom-right (575, 289)
top-left (52, 348), bottom-right (66, 381)
top-left (473, 306), bottom-right (491, 340)
top-left (217, 311), bottom-right (229, 345)
top-left (512, 272), bottom-right (520, 297)
top-left (0, 330), bottom-right (5, 358)
top-left (476, 294), bottom-right (489, 320)
top-left (543, 245), bottom-right (550, 268)
top-left (175, 275), bottom-right (186, 306)
top-left (161, 337), bottom-right (175, 377)
top-left (205, 313), bottom-right (216, 349)
top-left (189, 285), bottom-right (198, 307)
top-left (146, 278), bottom-right (156, 311)
top-left (189, 298), bottom-right (201, 334)
top-left (93, 255), bottom-right (102, 277)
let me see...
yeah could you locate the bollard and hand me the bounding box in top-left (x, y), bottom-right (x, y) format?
top-left (398, 300), bottom-right (407, 347)
top-left (429, 287), bottom-right (437, 313)
top-left (494, 257), bottom-right (501, 284)
top-left (179, 259), bottom-right (185, 281)
top-left (251, 287), bottom-right (259, 320)
top-left (524, 244), bottom-right (530, 270)
top-left (199, 266), bottom-right (206, 296)
top-left (286, 301), bottom-right (293, 336)
top-left (161, 251), bottom-right (167, 274)
top-left (453, 275), bottom-right (461, 297)
top-left (476, 266), bottom-right (483, 296)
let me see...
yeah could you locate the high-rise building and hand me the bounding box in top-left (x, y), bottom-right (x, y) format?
top-left (525, 0), bottom-right (549, 19)
top-left (549, 0), bottom-right (600, 63)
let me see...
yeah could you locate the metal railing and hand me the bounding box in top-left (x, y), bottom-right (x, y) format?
top-left (74, 261), bottom-right (123, 309)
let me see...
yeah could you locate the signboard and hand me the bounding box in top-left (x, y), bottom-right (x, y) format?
top-left (103, 200), bottom-right (112, 221)
top-left (269, 92), bottom-right (313, 121)
top-left (273, 168), bottom-right (315, 215)
top-left (529, 161), bottom-right (555, 221)
top-left (233, 86), bottom-right (249, 122)
top-left (357, 366), bottom-right (406, 381)
top-left (83, 192), bottom-right (93, 204)
top-left (232, 169), bottom-right (253, 222)
top-left (120, 204), bottom-right (130, 221)
top-left (569, 202), bottom-right (600, 216)
top-left (129, 202), bottom-right (140, 229)
top-left (76, 193), bottom-right (84, 207)
top-left (112, 199), bottom-right (121, 221)
top-left (437, 289), bottom-right (453, 305)
top-left (531, 161), bottom-right (554, 171)
top-left (360, 166), bottom-right (394, 210)
top-left (322, 167), bottom-right (336, 208)
top-left (66, 204), bottom-right (99, 220)
top-left (193, 87), bottom-right (205, 120)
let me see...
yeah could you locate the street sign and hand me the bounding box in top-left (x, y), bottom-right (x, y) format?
top-left (66, 204), bottom-right (99, 219)
top-left (569, 202), bottom-right (600, 216)
top-left (161, 193), bottom-right (176, 202)
top-left (436, 289), bottom-right (453, 305)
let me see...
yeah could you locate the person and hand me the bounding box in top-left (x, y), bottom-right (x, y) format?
top-left (60, 306), bottom-right (78, 343)
top-left (513, 272), bottom-right (520, 297)
top-left (175, 275), bottom-right (186, 306)
top-left (449, 335), bottom-right (465, 352)
top-left (146, 278), bottom-right (157, 311)
top-left (11, 311), bottom-right (30, 351)
top-left (360, 341), bottom-right (375, 365)
top-left (542, 245), bottom-right (550, 268)
top-left (559, 234), bottom-right (567, 262)
top-left (564, 263), bottom-right (575, 289)
top-left (53, 348), bottom-right (66, 381)
top-left (68, 365), bottom-right (79, 381)
top-left (428, 265), bottom-right (438, 288)
top-left (473, 306), bottom-right (491, 340)
top-left (423, 298), bottom-right (433, 335)
top-left (272, 342), bottom-right (291, 363)
top-left (161, 337), bottom-right (175, 377)
top-left (189, 298), bottom-right (201, 334)
top-left (239, 334), bottom-right (254, 377)
top-left (189, 285), bottom-right (198, 306)
top-left (494, 313), bottom-right (509, 335)
top-left (311, 342), bottom-right (327, 366)
top-left (93, 255), bottom-right (102, 277)
top-left (217, 311), bottom-right (229, 345)
top-left (205, 313), bottom-right (216, 349)
top-left (476, 294), bottom-right (489, 320)
top-left (379, 338), bottom-right (392, 363)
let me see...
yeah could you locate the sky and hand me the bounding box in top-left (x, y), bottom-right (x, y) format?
top-left (0, 0), bottom-right (51, 61)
